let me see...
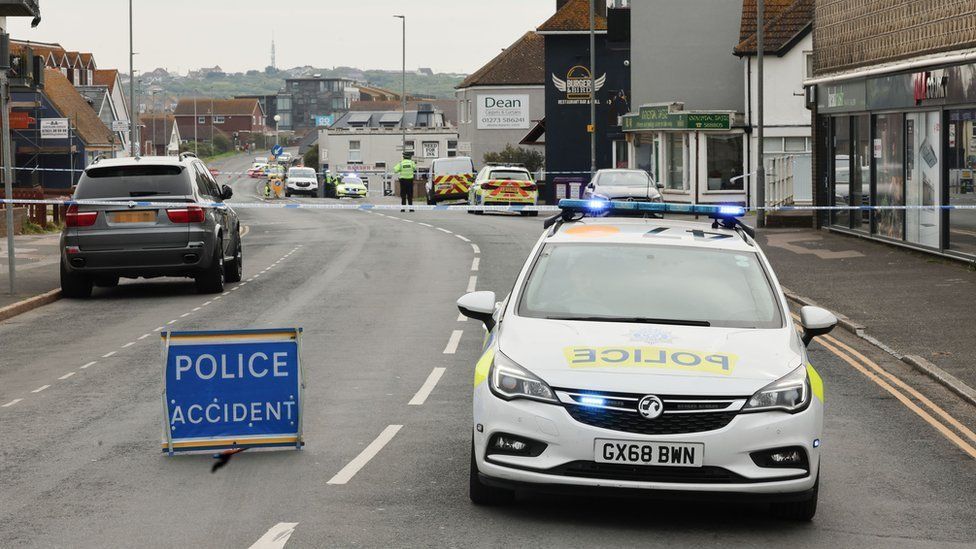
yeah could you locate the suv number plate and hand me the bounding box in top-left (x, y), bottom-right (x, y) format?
top-left (594, 439), bottom-right (704, 468)
top-left (111, 211), bottom-right (156, 223)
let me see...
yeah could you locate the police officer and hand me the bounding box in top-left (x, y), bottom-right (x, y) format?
top-left (393, 152), bottom-right (416, 212)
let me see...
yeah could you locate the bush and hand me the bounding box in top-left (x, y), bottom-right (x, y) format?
top-left (303, 147), bottom-right (318, 168)
top-left (180, 141), bottom-right (214, 158)
top-left (483, 144), bottom-right (544, 173)
top-left (213, 133), bottom-right (232, 155)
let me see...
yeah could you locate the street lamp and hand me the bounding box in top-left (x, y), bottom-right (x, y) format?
top-left (274, 114), bottom-right (282, 146)
top-left (393, 15), bottom-right (405, 153)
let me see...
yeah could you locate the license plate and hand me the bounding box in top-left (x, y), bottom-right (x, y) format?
top-left (111, 211), bottom-right (156, 223)
top-left (595, 439), bottom-right (704, 468)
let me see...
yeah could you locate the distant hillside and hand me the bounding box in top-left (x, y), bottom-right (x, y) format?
top-left (143, 67), bottom-right (466, 100)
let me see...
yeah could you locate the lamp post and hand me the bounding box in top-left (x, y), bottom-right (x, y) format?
top-left (756, 0), bottom-right (766, 227)
top-left (393, 14), bottom-right (405, 153)
top-left (129, 0), bottom-right (137, 157)
top-left (589, 0), bottom-right (597, 180)
top-left (274, 114), bottom-right (281, 146)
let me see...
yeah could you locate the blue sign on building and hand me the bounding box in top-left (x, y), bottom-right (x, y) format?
top-left (161, 328), bottom-right (304, 454)
top-left (271, 144), bottom-right (285, 157)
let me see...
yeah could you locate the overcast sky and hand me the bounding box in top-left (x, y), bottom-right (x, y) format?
top-left (4, 0), bottom-right (556, 74)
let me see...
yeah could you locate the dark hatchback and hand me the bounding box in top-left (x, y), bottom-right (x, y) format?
top-left (60, 155), bottom-right (243, 297)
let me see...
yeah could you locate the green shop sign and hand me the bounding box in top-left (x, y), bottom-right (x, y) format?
top-left (622, 105), bottom-right (732, 131)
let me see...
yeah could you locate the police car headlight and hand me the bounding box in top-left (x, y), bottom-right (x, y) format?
top-left (741, 364), bottom-right (810, 413)
top-left (489, 352), bottom-right (558, 404)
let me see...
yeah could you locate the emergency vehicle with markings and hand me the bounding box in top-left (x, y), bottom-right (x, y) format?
top-left (426, 156), bottom-right (475, 205)
top-left (468, 163), bottom-right (539, 216)
top-left (457, 200), bottom-right (838, 520)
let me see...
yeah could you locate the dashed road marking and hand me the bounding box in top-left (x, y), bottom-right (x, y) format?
top-left (203, 301), bottom-right (213, 306)
top-left (419, 223), bottom-right (433, 228)
top-left (455, 234), bottom-right (471, 243)
top-left (471, 243), bottom-right (480, 254)
top-left (192, 307), bottom-right (202, 312)
top-left (327, 425), bottom-right (403, 485)
top-left (467, 276), bottom-right (477, 292)
top-left (471, 257), bottom-right (480, 271)
top-left (248, 522), bottom-right (299, 549)
top-left (58, 372), bottom-right (75, 380)
top-left (436, 227), bottom-right (452, 234)
top-left (103, 351), bottom-right (117, 358)
top-left (408, 368), bottom-right (446, 406)
top-left (32, 385), bottom-right (50, 393)
top-left (443, 330), bottom-right (463, 355)
top-left (122, 341), bottom-right (135, 348)
top-left (138, 334), bottom-right (151, 340)
top-left (167, 320), bottom-right (178, 325)
top-left (180, 313), bottom-right (191, 318)
top-left (153, 326), bottom-right (164, 332)
top-left (222, 292), bottom-right (230, 296)
top-left (2, 399), bottom-right (22, 408)
top-left (81, 361), bottom-right (97, 369)
top-left (457, 312), bottom-right (467, 322)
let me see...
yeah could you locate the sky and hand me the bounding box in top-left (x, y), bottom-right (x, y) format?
top-left (4, 0), bottom-right (557, 75)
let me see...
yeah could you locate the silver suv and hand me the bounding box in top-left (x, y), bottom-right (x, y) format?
top-left (60, 154), bottom-right (243, 297)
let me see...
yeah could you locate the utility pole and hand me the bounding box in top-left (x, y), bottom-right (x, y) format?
top-left (1, 25), bottom-right (14, 294)
top-left (210, 90), bottom-right (214, 147)
top-left (756, 0), bottom-right (766, 227)
top-left (193, 95), bottom-right (198, 156)
top-left (129, 0), bottom-right (137, 157)
top-left (589, 0), bottom-right (596, 180)
top-left (394, 15), bottom-right (406, 154)
top-left (151, 90), bottom-right (157, 156)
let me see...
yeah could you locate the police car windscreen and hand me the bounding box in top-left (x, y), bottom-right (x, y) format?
top-left (519, 244), bottom-right (782, 329)
top-left (76, 165), bottom-right (191, 199)
top-left (598, 172), bottom-right (651, 187)
top-left (489, 170), bottom-right (530, 181)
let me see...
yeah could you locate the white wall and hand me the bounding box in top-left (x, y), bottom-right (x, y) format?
top-left (320, 128), bottom-right (459, 184)
top-left (456, 85), bottom-right (545, 169)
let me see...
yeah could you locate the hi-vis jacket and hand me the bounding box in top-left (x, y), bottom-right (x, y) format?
top-left (393, 159), bottom-right (416, 179)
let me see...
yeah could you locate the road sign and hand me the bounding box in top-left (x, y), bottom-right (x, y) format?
top-left (161, 328), bottom-right (305, 454)
top-left (40, 118), bottom-right (69, 139)
top-left (271, 144), bottom-right (284, 157)
top-left (111, 120), bottom-right (129, 132)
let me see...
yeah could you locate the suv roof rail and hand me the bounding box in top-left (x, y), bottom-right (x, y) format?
top-left (179, 152), bottom-right (198, 161)
top-left (90, 154), bottom-right (107, 165)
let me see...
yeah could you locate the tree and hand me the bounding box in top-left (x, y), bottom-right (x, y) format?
top-left (303, 146), bottom-right (318, 168)
top-left (483, 144), bottom-right (544, 173)
top-left (212, 133), bottom-right (232, 155)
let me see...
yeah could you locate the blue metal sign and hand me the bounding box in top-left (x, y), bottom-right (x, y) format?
top-left (161, 328), bottom-right (304, 454)
top-left (271, 144), bottom-right (284, 157)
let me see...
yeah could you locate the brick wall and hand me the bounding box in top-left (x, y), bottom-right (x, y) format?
top-left (814, 0), bottom-right (976, 75)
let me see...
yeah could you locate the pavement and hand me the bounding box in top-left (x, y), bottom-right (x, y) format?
top-left (0, 153), bottom-right (974, 546)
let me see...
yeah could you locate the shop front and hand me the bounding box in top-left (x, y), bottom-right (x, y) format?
top-left (621, 103), bottom-right (746, 205)
top-left (814, 61), bottom-right (976, 259)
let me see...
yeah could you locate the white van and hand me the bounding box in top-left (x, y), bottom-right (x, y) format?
top-left (425, 156), bottom-right (475, 205)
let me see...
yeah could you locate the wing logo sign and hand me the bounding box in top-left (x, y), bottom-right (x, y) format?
top-left (553, 65), bottom-right (606, 104)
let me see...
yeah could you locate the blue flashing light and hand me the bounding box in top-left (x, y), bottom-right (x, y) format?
top-left (557, 199), bottom-right (746, 219)
top-left (578, 396), bottom-right (606, 407)
top-left (813, 438), bottom-right (821, 448)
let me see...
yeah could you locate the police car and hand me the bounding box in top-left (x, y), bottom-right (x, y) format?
top-left (457, 200), bottom-right (838, 520)
top-left (468, 163), bottom-right (539, 216)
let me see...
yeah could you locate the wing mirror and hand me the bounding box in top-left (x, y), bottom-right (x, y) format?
top-left (457, 291), bottom-right (497, 331)
top-left (656, 183), bottom-right (665, 190)
top-left (221, 185), bottom-right (234, 200)
top-left (799, 306), bottom-right (838, 346)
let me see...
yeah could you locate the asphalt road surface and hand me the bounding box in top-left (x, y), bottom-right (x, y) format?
top-left (1, 154), bottom-right (974, 548)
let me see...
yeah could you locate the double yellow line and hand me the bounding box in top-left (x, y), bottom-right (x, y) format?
top-left (798, 314), bottom-right (976, 459)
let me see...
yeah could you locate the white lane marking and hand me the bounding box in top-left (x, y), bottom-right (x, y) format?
top-left (436, 227), bottom-right (452, 234)
top-left (471, 257), bottom-right (480, 272)
top-left (247, 278), bottom-right (254, 282)
top-left (103, 351), bottom-right (117, 358)
top-left (419, 223), bottom-right (433, 228)
top-left (408, 368), bottom-right (446, 406)
top-left (232, 286), bottom-right (241, 291)
top-left (471, 243), bottom-right (480, 254)
top-left (153, 326), bottom-right (164, 332)
top-left (2, 398), bottom-right (22, 408)
top-left (58, 372), bottom-right (75, 380)
top-left (457, 312), bottom-right (467, 322)
top-left (248, 522), bottom-right (299, 549)
top-left (214, 296), bottom-right (223, 300)
top-left (222, 292), bottom-right (230, 296)
top-left (254, 274), bottom-right (261, 278)
top-left (138, 333), bottom-right (151, 340)
top-left (327, 425), bottom-right (403, 485)
top-left (167, 320), bottom-right (178, 325)
top-left (443, 330), bottom-right (463, 355)
top-left (466, 276), bottom-right (477, 292)
top-left (81, 361), bottom-right (97, 369)
top-left (203, 301), bottom-right (213, 306)
top-left (31, 385), bottom-right (50, 393)
top-left (402, 219), bottom-right (414, 223)
top-left (455, 234), bottom-right (471, 243)
top-left (180, 313), bottom-right (191, 318)
top-left (122, 342), bottom-right (135, 348)
top-left (192, 307), bottom-right (202, 312)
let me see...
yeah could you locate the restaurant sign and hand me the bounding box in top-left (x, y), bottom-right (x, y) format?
top-left (622, 105), bottom-right (732, 132)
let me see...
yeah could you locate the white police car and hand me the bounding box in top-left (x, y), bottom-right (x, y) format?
top-left (457, 200), bottom-right (838, 520)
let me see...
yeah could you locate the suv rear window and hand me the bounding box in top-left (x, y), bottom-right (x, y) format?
top-left (76, 165), bottom-right (191, 199)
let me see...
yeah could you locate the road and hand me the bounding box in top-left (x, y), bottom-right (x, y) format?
top-left (1, 153), bottom-right (974, 547)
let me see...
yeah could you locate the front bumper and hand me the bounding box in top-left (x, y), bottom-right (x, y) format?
top-left (473, 382), bottom-right (822, 496)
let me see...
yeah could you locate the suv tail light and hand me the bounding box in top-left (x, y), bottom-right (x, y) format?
top-left (65, 205), bottom-right (97, 227)
top-left (166, 206), bottom-right (205, 223)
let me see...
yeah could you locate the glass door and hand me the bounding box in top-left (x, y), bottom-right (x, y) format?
top-left (852, 115), bottom-right (871, 232)
top-left (905, 111), bottom-right (941, 248)
top-left (831, 116), bottom-right (851, 227)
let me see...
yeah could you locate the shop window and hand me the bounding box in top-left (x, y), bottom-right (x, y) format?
top-left (831, 116), bottom-right (851, 228)
top-left (947, 110), bottom-right (976, 256)
top-left (635, 138), bottom-right (656, 181)
top-left (666, 134), bottom-right (686, 190)
top-left (905, 112), bottom-right (941, 248)
top-left (874, 114), bottom-right (904, 240)
top-left (447, 140), bottom-right (458, 157)
top-left (852, 115), bottom-right (871, 233)
top-left (614, 140), bottom-right (629, 169)
top-left (784, 137), bottom-right (807, 152)
top-left (706, 134), bottom-right (744, 191)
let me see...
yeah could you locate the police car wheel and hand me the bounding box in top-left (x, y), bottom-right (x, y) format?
top-left (771, 474), bottom-right (819, 521)
top-left (469, 439), bottom-right (515, 505)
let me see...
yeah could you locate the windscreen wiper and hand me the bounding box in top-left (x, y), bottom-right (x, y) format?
top-left (545, 316), bottom-right (710, 327)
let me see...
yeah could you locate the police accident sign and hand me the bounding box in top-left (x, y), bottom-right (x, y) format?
top-left (161, 328), bottom-right (305, 454)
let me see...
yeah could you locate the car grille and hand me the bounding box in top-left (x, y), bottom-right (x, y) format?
top-left (548, 461), bottom-right (748, 484)
top-left (554, 389), bottom-right (744, 435)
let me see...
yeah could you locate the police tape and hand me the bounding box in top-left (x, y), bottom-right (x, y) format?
top-left (6, 165), bottom-right (592, 177)
top-left (3, 197), bottom-right (976, 213)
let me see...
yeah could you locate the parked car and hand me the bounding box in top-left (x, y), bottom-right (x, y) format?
top-left (582, 169), bottom-right (663, 202)
top-left (60, 154), bottom-right (243, 298)
top-left (285, 166), bottom-right (319, 197)
top-left (468, 164), bottom-right (539, 216)
top-left (336, 174), bottom-right (368, 198)
top-left (247, 162), bottom-right (267, 178)
top-left (426, 156), bottom-right (475, 205)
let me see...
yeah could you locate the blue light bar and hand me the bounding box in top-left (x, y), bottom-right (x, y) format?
top-left (558, 199), bottom-right (746, 219)
top-left (578, 396), bottom-right (606, 407)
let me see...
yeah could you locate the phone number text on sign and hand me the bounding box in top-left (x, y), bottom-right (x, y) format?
top-left (477, 94), bottom-right (530, 130)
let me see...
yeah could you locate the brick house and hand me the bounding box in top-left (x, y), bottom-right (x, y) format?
top-left (174, 98), bottom-right (266, 144)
